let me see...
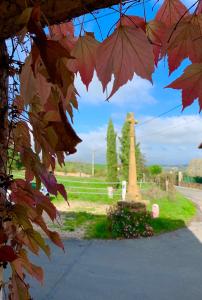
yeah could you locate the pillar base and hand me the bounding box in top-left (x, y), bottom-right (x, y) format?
top-left (117, 200), bottom-right (149, 213)
top-left (125, 192), bottom-right (142, 202)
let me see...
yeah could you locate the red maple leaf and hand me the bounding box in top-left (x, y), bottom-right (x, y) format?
top-left (50, 21), bottom-right (76, 52)
top-left (162, 15), bottom-right (202, 74)
top-left (146, 20), bottom-right (166, 65)
top-left (196, 1), bottom-right (202, 14)
top-left (68, 32), bottom-right (99, 89)
top-left (167, 63), bottom-right (202, 110)
top-left (96, 25), bottom-right (154, 99)
top-left (50, 21), bottom-right (74, 39)
top-left (11, 179), bottom-right (58, 221)
top-left (118, 15), bottom-right (146, 31)
top-left (20, 55), bottom-right (51, 106)
top-left (155, 0), bottom-right (188, 27)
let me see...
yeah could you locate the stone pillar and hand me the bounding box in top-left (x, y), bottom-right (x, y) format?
top-left (125, 113), bottom-right (142, 202)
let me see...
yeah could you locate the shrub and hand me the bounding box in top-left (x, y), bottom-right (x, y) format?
top-left (148, 165), bottom-right (162, 176)
top-left (107, 205), bottom-right (154, 239)
top-left (141, 186), bottom-right (166, 201)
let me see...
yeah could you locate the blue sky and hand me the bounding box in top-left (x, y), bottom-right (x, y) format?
top-left (68, 0), bottom-right (202, 166)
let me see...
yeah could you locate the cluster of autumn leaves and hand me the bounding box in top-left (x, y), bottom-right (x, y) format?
top-left (1, 0), bottom-right (202, 298)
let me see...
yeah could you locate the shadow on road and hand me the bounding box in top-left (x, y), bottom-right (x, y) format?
top-left (27, 223), bottom-right (202, 300)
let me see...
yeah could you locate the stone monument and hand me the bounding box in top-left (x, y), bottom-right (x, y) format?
top-left (125, 112), bottom-right (142, 201)
top-left (118, 112), bottom-right (148, 212)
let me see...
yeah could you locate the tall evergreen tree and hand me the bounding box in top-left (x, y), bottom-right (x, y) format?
top-left (119, 114), bottom-right (145, 181)
top-left (106, 119), bottom-right (118, 185)
top-left (119, 114), bottom-right (130, 181)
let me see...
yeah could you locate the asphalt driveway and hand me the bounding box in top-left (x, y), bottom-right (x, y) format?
top-left (29, 187), bottom-right (202, 300)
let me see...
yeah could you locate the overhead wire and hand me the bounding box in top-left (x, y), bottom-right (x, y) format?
top-left (137, 104), bottom-right (182, 127)
top-left (135, 103), bottom-right (202, 138)
top-left (137, 116), bottom-right (202, 139)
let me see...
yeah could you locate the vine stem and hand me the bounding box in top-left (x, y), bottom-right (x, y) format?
top-left (0, 39), bottom-right (9, 300)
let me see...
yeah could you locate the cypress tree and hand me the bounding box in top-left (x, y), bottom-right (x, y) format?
top-left (119, 114), bottom-right (145, 181)
top-left (119, 114), bottom-right (130, 181)
top-left (106, 119), bottom-right (118, 185)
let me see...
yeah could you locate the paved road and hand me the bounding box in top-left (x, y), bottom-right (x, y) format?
top-left (29, 187), bottom-right (202, 300)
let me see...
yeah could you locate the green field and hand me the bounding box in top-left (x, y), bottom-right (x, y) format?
top-left (55, 161), bottom-right (107, 177)
top-left (13, 171), bottom-right (151, 204)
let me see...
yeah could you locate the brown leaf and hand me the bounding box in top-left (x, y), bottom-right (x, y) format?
top-left (16, 7), bottom-right (33, 27)
top-left (33, 38), bottom-right (73, 86)
top-left (10, 272), bottom-right (30, 300)
top-left (13, 121), bottom-right (31, 153)
top-left (48, 231), bottom-right (64, 251)
top-left (48, 101), bottom-right (82, 153)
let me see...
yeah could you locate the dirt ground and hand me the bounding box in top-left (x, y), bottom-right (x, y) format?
top-left (55, 200), bottom-right (110, 215)
top-left (39, 200), bottom-right (110, 239)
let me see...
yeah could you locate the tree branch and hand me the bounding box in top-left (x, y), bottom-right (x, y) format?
top-left (0, 41), bottom-right (9, 176)
top-left (0, 0), bottom-right (128, 40)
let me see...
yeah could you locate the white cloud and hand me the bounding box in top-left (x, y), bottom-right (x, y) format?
top-left (75, 73), bottom-right (156, 107)
top-left (68, 115), bottom-right (202, 166)
top-left (136, 115), bottom-right (202, 145)
top-left (136, 115), bottom-right (202, 165)
top-left (67, 125), bottom-right (108, 163)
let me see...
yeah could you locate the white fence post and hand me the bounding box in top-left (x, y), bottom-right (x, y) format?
top-left (122, 181), bottom-right (127, 201)
top-left (107, 186), bottom-right (114, 198)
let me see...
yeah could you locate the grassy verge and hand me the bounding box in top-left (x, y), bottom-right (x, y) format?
top-left (149, 193), bottom-right (196, 234)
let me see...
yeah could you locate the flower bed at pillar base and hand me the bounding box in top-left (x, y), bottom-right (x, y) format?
top-left (107, 205), bottom-right (154, 239)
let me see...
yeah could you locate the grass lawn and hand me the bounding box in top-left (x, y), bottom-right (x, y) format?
top-left (13, 171), bottom-right (196, 238)
top-left (149, 192), bottom-right (196, 234)
top-left (50, 191), bottom-right (196, 239)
